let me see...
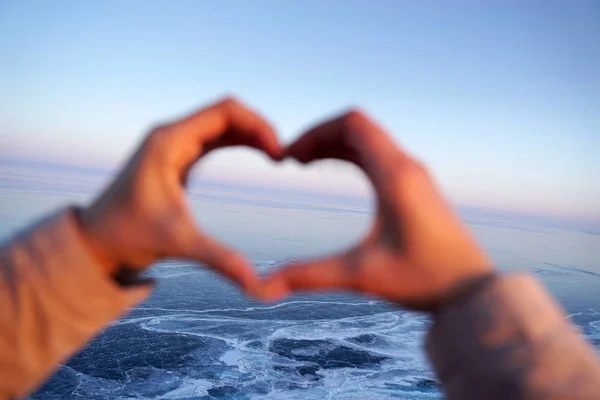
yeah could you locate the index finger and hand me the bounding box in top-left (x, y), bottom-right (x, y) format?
top-left (164, 97), bottom-right (283, 172)
top-left (287, 110), bottom-right (408, 194)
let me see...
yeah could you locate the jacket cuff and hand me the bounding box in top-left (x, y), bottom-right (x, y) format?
top-left (22, 208), bottom-right (153, 316)
top-left (426, 273), bottom-right (599, 399)
top-left (0, 208), bottom-right (153, 398)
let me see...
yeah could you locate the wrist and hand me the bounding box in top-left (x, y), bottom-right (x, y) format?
top-left (433, 271), bottom-right (498, 313)
top-left (71, 206), bottom-right (120, 277)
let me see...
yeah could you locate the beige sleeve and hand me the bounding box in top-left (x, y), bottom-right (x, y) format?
top-left (427, 273), bottom-right (600, 399)
top-left (0, 208), bottom-right (152, 399)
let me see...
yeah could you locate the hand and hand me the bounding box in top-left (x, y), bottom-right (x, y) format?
top-left (261, 110), bottom-right (493, 311)
top-left (78, 97), bottom-right (283, 292)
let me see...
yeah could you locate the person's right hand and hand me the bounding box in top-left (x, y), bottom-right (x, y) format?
top-left (261, 110), bottom-right (494, 311)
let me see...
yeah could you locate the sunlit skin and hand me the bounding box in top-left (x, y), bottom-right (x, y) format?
top-left (77, 97), bottom-right (493, 311)
top-left (78, 97), bottom-right (283, 292)
top-left (260, 111), bottom-right (494, 311)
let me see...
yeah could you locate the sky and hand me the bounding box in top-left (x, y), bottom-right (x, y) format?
top-left (0, 0), bottom-right (598, 219)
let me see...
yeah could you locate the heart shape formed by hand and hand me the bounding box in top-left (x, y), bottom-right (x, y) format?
top-left (81, 97), bottom-right (492, 312)
top-left (259, 111), bottom-right (492, 311)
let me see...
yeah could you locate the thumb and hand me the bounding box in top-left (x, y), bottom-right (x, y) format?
top-left (258, 252), bottom-right (359, 301)
top-left (184, 232), bottom-right (259, 292)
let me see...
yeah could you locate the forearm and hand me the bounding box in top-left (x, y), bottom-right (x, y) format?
top-left (427, 273), bottom-right (600, 399)
top-left (0, 208), bottom-right (151, 399)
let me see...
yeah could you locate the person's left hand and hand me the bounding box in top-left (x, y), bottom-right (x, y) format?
top-left (77, 97), bottom-right (283, 292)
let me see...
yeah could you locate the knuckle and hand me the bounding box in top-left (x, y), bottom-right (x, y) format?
top-left (343, 109), bottom-right (368, 126)
top-left (218, 96), bottom-right (242, 111)
top-left (142, 124), bottom-right (174, 159)
top-left (146, 124), bottom-right (168, 144)
top-left (336, 112), bottom-right (373, 161)
top-left (395, 158), bottom-right (432, 190)
top-left (342, 109), bottom-right (377, 145)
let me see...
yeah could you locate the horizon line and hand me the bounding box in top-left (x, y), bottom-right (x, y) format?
top-left (1, 156), bottom-right (598, 225)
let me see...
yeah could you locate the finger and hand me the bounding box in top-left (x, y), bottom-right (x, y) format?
top-left (172, 97), bottom-right (283, 168)
top-left (259, 253), bottom-right (359, 301)
top-left (200, 116), bottom-right (283, 161)
top-left (185, 232), bottom-right (259, 292)
top-left (287, 110), bottom-right (408, 193)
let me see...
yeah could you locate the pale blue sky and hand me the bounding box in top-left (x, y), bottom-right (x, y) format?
top-left (0, 0), bottom-right (598, 218)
